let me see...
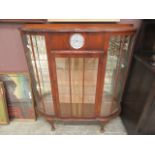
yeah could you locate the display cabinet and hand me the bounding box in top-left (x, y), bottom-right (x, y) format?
top-left (21, 24), bottom-right (135, 130)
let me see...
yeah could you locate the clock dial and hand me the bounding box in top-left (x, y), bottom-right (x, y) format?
top-left (70, 33), bottom-right (84, 49)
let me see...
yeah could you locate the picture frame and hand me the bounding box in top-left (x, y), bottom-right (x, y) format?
top-left (0, 73), bottom-right (36, 120)
top-left (0, 81), bottom-right (9, 124)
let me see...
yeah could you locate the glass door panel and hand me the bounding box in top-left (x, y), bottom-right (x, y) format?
top-left (83, 58), bottom-right (98, 117)
top-left (70, 58), bottom-right (83, 117)
top-left (26, 35), bottom-right (54, 115)
top-left (56, 57), bottom-right (99, 118)
top-left (56, 58), bottom-right (71, 116)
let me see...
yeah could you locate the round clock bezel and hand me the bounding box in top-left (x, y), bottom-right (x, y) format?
top-left (69, 33), bottom-right (85, 49)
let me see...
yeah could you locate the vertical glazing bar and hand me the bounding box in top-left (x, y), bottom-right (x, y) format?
top-left (82, 58), bottom-right (85, 116)
top-left (30, 35), bottom-right (46, 112)
top-left (68, 58), bottom-right (72, 116)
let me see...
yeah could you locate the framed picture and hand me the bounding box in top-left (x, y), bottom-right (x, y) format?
top-left (0, 73), bottom-right (36, 120)
top-left (0, 82), bottom-right (9, 124)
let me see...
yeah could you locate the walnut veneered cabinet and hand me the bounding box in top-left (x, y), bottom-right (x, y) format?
top-left (21, 24), bottom-right (135, 131)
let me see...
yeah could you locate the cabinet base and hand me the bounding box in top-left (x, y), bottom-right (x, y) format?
top-left (37, 109), bottom-right (120, 132)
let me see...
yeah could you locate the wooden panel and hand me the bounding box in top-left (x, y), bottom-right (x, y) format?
top-left (21, 23), bottom-right (135, 33)
top-left (46, 32), bottom-right (104, 50)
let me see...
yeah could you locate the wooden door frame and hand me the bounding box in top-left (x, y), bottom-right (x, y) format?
top-left (45, 32), bottom-right (110, 119)
top-left (50, 50), bottom-right (105, 118)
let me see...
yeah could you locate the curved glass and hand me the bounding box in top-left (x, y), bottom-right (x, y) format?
top-left (26, 35), bottom-right (54, 115)
top-left (101, 35), bottom-right (131, 117)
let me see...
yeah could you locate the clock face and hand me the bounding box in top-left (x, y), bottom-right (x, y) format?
top-left (70, 33), bottom-right (84, 49)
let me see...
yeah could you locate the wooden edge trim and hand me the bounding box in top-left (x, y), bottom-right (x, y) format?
top-left (37, 108), bottom-right (120, 122)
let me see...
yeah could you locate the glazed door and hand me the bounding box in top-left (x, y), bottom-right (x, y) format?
top-left (50, 51), bottom-right (105, 118)
top-left (45, 32), bottom-right (107, 118)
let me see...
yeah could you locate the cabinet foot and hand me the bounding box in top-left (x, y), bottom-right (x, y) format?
top-left (46, 119), bottom-right (55, 131)
top-left (100, 122), bottom-right (107, 132)
top-left (51, 122), bottom-right (55, 131)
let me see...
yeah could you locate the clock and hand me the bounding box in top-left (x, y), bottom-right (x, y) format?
top-left (69, 33), bottom-right (84, 49)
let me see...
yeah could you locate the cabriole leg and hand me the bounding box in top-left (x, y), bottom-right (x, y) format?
top-left (100, 121), bottom-right (107, 132)
top-left (46, 118), bottom-right (55, 131)
top-left (50, 121), bottom-right (55, 131)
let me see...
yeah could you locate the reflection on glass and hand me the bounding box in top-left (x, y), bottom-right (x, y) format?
top-left (71, 58), bottom-right (83, 116)
top-left (26, 35), bottom-right (54, 115)
top-left (101, 35), bottom-right (131, 116)
top-left (0, 74), bottom-right (35, 119)
top-left (56, 58), bottom-right (70, 103)
top-left (56, 57), bottom-right (98, 117)
top-left (115, 35), bottom-right (131, 103)
top-left (84, 58), bottom-right (98, 103)
top-left (104, 36), bottom-right (121, 97)
top-left (56, 58), bottom-right (71, 116)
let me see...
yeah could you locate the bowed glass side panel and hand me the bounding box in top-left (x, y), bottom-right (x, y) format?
top-left (101, 35), bottom-right (132, 117)
top-left (115, 35), bottom-right (132, 104)
top-left (26, 34), bottom-right (54, 115)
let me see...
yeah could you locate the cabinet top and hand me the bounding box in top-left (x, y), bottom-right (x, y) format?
top-left (21, 23), bottom-right (136, 33)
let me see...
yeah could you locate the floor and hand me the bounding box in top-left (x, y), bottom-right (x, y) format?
top-left (0, 116), bottom-right (127, 135)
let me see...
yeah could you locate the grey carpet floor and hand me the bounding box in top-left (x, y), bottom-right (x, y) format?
top-left (0, 116), bottom-right (127, 135)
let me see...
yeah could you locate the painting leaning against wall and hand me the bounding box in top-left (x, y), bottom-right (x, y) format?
top-left (0, 82), bottom-right (9, 124)
top-left (0, 73), bottom-right (36, 120)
